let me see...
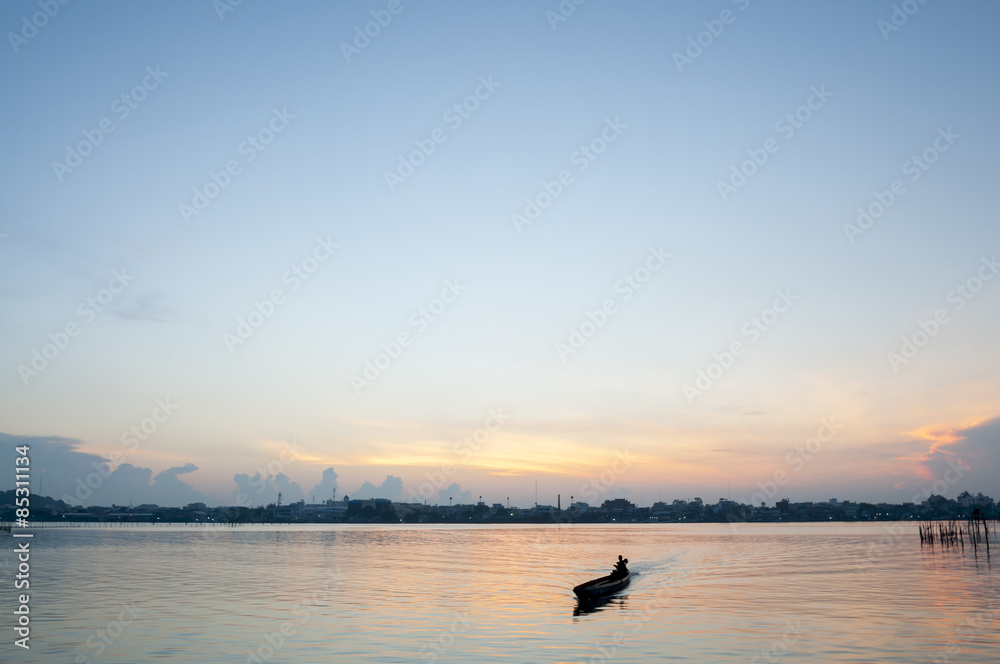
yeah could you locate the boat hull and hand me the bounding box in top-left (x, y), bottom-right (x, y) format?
top-left (573, 572), bottom-right (630, 600)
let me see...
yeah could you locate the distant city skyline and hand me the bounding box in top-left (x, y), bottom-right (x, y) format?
top-left (7, 485), bottom-right (995, 518)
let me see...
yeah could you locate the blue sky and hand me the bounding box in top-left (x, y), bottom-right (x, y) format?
top-left (1, 0), bottom-right (998, 507)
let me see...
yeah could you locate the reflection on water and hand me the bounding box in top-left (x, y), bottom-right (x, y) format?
top-left (11, 523), bottom-right (1000, 663)
top-left (573, 593), bottom-right (628, 617)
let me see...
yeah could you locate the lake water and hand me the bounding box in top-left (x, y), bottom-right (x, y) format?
top-left (9, 522), bottom-right (999, 663)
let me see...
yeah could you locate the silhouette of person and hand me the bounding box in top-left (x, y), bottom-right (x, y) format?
top-left (612, 555), bottom-right (629, 577)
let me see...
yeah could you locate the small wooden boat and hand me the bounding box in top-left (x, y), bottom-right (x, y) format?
top-left (573, 571), bottom-right (630, 600)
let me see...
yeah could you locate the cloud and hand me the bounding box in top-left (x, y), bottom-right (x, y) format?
top-left (270, 472), bottom-right (306, 504)
top-left (232, 473), bottom-right (269, 506)
top-left (437, 482), bottom-right (472, 505)
top-left (0, 433), bottom-right (206, 507)
top-left (309, 467), bottom-right (339, 502)
top-left (232, 471), bottom-right (305, 507)
top-left (78, 463), bottom-right (208, 507)
top-left (0, 433), bottom-right (104, 496)
top-left (349, 475), bottom-right (403, 501)
top-left (918, 417), bottom-right (1000, 498)
top-left (147, 464), bottom-right (205, 505)
top-left (112, 290), bottom-right (210, 327)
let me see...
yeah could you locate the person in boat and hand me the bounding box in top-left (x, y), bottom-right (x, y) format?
top-left (611, 555), bottom-right (629, 578)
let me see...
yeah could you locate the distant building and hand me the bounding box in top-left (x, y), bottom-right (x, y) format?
top-left (717, 499), bottom-right (739, 515)
top-left (601, 498), bottom-right (635, 519)
top-left (273, 500), bottom-right (306, 520)
top-left (302, 502), bottom-right (346, 519)
top-left (347, 498), bottom-right (394, 519)
top-left (959, 491), bottom-right (994, 508)
top-left (754, 507), bottom-right (781, 522)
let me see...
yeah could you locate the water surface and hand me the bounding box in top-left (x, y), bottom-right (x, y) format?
top-left (10, 523), bottom-right (999, 663)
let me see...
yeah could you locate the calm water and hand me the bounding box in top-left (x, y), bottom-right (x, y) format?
top-left (8, 523), bottom-right (999, 663)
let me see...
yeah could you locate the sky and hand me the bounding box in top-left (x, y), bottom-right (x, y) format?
top-left (1, 0), bottom-right (998, 508)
